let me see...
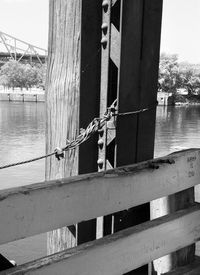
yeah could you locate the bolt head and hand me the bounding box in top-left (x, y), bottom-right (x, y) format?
top-left (98, 128), bottom-right (104, 136)
top-left (97, 158), bottom-right (104, 165)
top-left (98, 139), bottom-right (104, 145)
top-left (101, 23), bottom-right (108, 34)
top-left (101, 37), bottom-right (107, 49)
top-left (102, 0), bottom-right (109, 12)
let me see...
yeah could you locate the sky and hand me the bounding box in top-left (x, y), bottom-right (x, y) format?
top-left (0, 0), bottom-right (49, 49)
top-left (0, 0), bottom-right (200, 63)
top-left (161, 0), bottom-right (200, 63)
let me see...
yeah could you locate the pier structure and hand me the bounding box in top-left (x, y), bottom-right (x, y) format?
top-left (0, 89), bottom-right (45, 102)
top-left (0, 1), bottom-right (200, 274)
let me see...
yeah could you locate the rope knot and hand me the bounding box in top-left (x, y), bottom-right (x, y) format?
top-left (103, 108), bottom-right (112, 121)
top-left (54, 147), bottom-right (64, 160)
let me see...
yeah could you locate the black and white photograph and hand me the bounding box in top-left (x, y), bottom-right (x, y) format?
top-left (0, 0), bottom-right (200, 274)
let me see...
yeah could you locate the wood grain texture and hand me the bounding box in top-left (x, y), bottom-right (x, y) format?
top-left (2, 204), bottom-right (200, 275)
top-left (163, 257), bottom-right (200, 275)
top-left (46, 0), bottom-right (81, 254)
top-left (0, 149), bottom-right (200, 246)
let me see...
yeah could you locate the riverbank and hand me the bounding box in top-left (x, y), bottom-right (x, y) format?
top-left (158, 93), bottom-right (200, 106)
top-left (0, 88), bottom-right (45, 102)
top-left (173, 94), bottom-right (200, 105)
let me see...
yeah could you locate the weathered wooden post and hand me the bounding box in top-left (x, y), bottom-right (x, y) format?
top-left (46, 0), bottom-right (102, 254)
top-left (46, 0), bottom-right (81, 254)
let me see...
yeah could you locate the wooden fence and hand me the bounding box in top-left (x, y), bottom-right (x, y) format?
top-left (1, 148), bottom-right (200, 274)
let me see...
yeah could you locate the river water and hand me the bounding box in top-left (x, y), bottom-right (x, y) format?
top-left (0, 102), bottom-right (45, 189)
top-left (1, 102), bottom-right (200, 264)
top-left (0, 102), bottom-right (200, 189)
top-left (154, 105), bottom-right (200, 157)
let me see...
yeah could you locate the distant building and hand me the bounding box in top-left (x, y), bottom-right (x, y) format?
top-left (176, 88), bottom-right (188, 95)
top-left (193, 88), bottom-right (200, 95)
top-left (157, 91), bottom-right (172, 106)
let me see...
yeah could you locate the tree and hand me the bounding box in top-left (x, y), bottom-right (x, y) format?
top-left (36, 64), bottom-right (46, 89)
top-left (159, 53), bottom-right (200, 96)
top-left (179, 68), bottom-right (200, 95)
top-left (159, 53), bottom-right (180, 93)
top-left (0, 60), bottom-right (46, 89)
top-left (0, 61), bottom-right (24, 89)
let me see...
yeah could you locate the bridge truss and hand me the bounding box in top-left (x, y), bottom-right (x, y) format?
top-left (0, 31), bottom-right (47, 65)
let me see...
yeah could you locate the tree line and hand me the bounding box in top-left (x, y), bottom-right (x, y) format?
top-left (0, 60), bottom-right (46, 90)
top-left (1, 55), bottom-right (200, 94)
top-left (159, 53), bottom-right (200, 96)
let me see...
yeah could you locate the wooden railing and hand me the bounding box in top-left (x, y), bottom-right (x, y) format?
top-left (1, 149), bottom-right (200, 274)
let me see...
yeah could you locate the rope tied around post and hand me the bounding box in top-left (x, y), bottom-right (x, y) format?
top-left (112, 101), bottom-right (158, 117)
top-left (0, 101), bottom-right (114, 170)
top-left (0, 100), bottom-right (158, 170)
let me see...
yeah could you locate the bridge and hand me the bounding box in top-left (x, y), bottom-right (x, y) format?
top-left (0, 31), bottom-right (47, 66)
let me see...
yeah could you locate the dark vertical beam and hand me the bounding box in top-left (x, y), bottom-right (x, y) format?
top-left (115, 0), bottom-right (163, 274)
top-left (116, 0), bottom-right (144, 166)
top-left (79, 0), bottom-right (102, 173)
top-left (77, 0), bottom-right (102, 245)
top-left (115, 4), bottom-right (149, 274)
top-left (137, 0), bottom-right (163, 162)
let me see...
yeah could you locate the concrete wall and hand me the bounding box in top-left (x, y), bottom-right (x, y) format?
top-left (0, 93), bottom-right (45, 102)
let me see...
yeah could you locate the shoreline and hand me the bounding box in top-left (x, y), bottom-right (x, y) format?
top-left (175, 102), bottom-right (200, 106)
top-left (0, 90), bottom-right (45, 102)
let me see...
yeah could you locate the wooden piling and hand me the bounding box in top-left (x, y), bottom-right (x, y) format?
top-left (46, 0), bottom-right (102, 253)
top-left (46, 0), bottom-right (82, 254)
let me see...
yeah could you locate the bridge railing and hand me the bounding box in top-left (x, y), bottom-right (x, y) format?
top-left (1, 149), bottom-right (200, 274)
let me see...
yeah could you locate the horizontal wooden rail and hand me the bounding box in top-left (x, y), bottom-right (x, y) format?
top-left (163, 256), bottom-right (200, 274)
top-left (0, 149), bottom-right (200, 245)
top-left (2, 204), bottom-right (200, 275)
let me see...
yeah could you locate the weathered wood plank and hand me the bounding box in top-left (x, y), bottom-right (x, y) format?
top-left (163, 256), bottom-right (200, 275)
top-left (151, 190), bottom-right (195, 274)
top-left (2, 204), bottom-right (200, 275)
top-left (0, 149), bottom-right (199, 246)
